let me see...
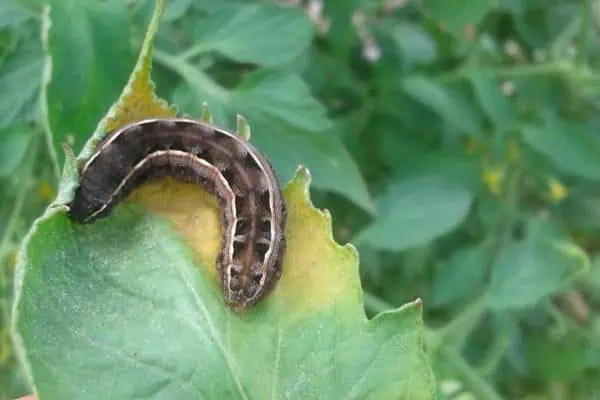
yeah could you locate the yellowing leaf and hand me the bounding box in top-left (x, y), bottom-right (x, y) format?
top-left (132, 167), bottom-right (360, 318)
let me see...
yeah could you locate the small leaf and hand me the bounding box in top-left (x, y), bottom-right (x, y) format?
top-left (235, 114), bottom-right (250, 140)
top-left (193, 4), bottom-right (314, 66)
top-left (402, 76), bottom-right (483, 137)
top-left (488, 219), bottom-right (588, 310)
top-left (356, 175), bottom-right (474, 251)
top-left (200, 102), bottom-right (213, 124)
top-left (521, 119), bottom-right (600, 180)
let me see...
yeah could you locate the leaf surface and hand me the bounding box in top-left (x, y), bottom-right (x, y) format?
top-left (192, 4), bottom-right (313, 66)
top-left (521, 119), bottom-right (600, 180)
top-left (356, 175), bottom-right (474, 251)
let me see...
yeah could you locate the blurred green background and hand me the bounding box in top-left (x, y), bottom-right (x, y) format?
top-left (2, 0), bottom-right (600, 398)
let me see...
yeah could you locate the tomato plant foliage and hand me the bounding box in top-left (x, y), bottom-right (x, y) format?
top-left (2, 0), bottom-right (600, 399)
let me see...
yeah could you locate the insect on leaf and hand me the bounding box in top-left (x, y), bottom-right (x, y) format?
top-left (12, 1), bottom-right (435, 398)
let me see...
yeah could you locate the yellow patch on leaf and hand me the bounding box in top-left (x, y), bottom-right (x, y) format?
top-left (129, 167), bottom-right (361, 320)
top-left (129, 178), bottom-right (222, 281)
top-left (103, 55), bottom-right (175, 133)
top-left (275, 167), bottom-right (360, 317)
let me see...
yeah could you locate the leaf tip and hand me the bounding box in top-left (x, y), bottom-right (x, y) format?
top-left (322, 208), bottom-right (332, 224)
top-left (411, 297), bottom-right (423, 310)
top-left (294, 164), bottom-right (312, 188)
top-left (395, 297), bottom-right (425, 317)
top-left (61, 142), bottom-right (75, 160)
top-left (50, 143), bottom-right (81, 209)
top-left (235, 114), bottom-right (251, 140)
top-left (200, 102), bottom-right (214, 124)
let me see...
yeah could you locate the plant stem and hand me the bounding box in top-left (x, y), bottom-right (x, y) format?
top-left (435, 345), bottom-right (504, 400)
top-left (438, 61), bottom-right (600, 85)
top-left (178, 45), bottom-right (210, 62)
top-left (435, 292), bottom-right (490, 349)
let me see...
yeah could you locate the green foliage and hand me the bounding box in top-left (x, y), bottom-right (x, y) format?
top-left (12, 7), bottom-right (434, 395)
top-left (2, 0), bottom-right (600, 398)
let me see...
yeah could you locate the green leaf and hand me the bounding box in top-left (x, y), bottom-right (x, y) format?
top-left (356, 175), bottom-right (474, 251)
top-left (393, 23), bottom-right (437, 69)
top-left (488, 219), bottom-right (588, 310)
top-left (233, 71), bottom-right (330, 133)
top-left (192, 4), bottom-right (313, 66)
top-left (402, 76), bottom-right (483, 137)
top-left (13, 172), bottom-right (434, 399)
top-left (468, 69), bottom-right (516, 130)
top-left (423, 0), bottom-right (498, 32)
top-left (431, 244), bottom-right (487, 307)
top-left (0, 40), bottom-right (43, 127)
top-left (521, 119), bottom-right (600, 180)
top-left (44, 0), bottom-right (135, 155)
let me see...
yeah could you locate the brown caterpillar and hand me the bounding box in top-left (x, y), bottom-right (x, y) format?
top-left (68, 118), bottom-right (286, 310)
